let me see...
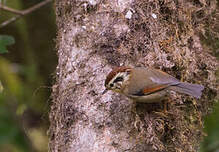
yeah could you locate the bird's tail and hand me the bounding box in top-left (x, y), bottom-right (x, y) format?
top-left (169, 82), bottom-right (204, 99)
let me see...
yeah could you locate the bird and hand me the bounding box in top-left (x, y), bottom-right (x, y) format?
top-left (103, 66), bottom-right (204, 103)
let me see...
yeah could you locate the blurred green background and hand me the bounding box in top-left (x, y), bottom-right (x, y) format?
top-left (0, 0), bottom-right (218, 152)
top-left (0, 0), bottom-right (56, 151)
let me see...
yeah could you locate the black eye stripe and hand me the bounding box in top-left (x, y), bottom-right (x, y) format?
top-left (113, 77), bottom-right (123, 83)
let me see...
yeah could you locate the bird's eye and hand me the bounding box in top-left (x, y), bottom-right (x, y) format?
top-left (110, 83), bottom-right (114, 87)
top-left (113, 77), bottom-right (123, 83)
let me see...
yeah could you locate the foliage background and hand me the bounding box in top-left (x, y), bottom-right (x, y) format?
top-left (0, 0), bottom-right (218, 152)
top-left (0, 0), bottom-right (56, 151)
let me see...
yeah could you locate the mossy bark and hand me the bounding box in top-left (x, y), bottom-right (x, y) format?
top-left (49, 0), bottom-right (218, 152)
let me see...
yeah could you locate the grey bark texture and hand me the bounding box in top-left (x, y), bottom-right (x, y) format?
top-left (49, 0), bottom-right (219, 152)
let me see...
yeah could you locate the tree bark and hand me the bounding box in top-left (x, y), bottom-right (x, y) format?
top-left (49, 0), bottom-right (218, 152)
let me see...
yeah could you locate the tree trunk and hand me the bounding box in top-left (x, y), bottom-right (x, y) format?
top-left (49, 0), bottom-right (218, 152)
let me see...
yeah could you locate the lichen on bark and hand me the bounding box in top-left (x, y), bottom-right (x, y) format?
top-left (49, 0), bottom-right (219, 152)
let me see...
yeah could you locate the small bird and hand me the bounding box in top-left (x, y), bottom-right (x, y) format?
top-left (104, 66), bottom-right (204, 103)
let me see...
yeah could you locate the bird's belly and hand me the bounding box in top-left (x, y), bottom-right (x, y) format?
top-left (126, 90), bottom-right (167, 103)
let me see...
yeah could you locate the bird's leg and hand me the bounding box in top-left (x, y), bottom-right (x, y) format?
top-left (163, 99), bottom-right (168, 113)
top-left (153, 97), bottom-right (170, 117)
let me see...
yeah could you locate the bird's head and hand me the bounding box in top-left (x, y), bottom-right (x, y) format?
top-left (104, 66), bottom-right (132, 93)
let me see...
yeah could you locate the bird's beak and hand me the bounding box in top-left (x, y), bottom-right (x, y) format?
top-left (102, 88), bottom-right (108, 95)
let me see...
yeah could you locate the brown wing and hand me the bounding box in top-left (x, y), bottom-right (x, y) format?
top-left (128, 68), bottom-right (180, 96)
top-left (149, 68), bottom-right (180, 85)
top-left (132, 84), bottom-right (168, 96)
